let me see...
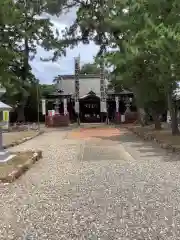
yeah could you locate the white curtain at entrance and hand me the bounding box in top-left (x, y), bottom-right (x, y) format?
top-left (41, 99), bottom-right (46, 115)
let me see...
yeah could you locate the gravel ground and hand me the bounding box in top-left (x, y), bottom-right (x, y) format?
top-left (1, 127), bottom-right (180, 239)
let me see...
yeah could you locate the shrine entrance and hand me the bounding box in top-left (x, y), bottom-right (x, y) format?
top-left (79, 91), bottom-right (100, 123)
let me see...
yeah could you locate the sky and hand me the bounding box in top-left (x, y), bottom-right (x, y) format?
top-left (30, 9), bottom-right (99, 84)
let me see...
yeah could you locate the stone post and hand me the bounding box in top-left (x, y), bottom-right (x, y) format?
top-left (125, 103), bottom-right (131, 113)
top-left (124, 97), bottom-right (132, 123)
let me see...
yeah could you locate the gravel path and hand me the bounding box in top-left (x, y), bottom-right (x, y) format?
top-left (1, 127), bottom-right (180, 239)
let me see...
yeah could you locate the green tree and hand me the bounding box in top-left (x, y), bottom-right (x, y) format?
top-left (0, 0), bottom-right (68, 121)
top-left (0, 0), bottom-right (22, 83)
top-left (40, 84), bottom-right (56, 99)
top-left (80, 63), bottom-right (100, 74)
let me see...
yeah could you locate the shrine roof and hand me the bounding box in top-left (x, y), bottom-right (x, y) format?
top-left (0, 101), bottom-right (12, 110)
top-left (48, 92), bottom-right (72, 97)
top-left (80, 90), bottom-right (100, 100)
top-left (47, 89), bottom-right (133, 98)
top-left (107, 89), bottom-right (133, 95)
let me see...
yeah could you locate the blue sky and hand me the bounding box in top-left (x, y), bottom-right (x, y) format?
top-left (30, 10), bottom-right (99, 84)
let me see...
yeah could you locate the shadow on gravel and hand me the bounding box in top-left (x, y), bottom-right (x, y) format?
top-left (95, 131), bottom-right (180, 162)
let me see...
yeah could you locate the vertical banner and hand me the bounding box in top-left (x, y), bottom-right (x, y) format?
top-left (42, 99), bottom-right (46, 115)
top-left (64, 98), bottom-right (68, 115)
top-left (100, 101), bottom-right (107, 113)
top-left (100, 60), bottom-right (107, 113)
top-left (74, 56), bottom-right (80, 112)
top-left (75, 101), bottom-right (79, 113)
top-left (115, 96), bottom-right (119, 112)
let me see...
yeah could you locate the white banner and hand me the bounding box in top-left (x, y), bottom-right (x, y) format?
top-left (75, 101), bottom-right (79, 113)
top-left (42, 99), bottom-right (46, 115)
top-left (100, 101), bottom-right (107, 113)
top-left (64, 98), bottom-right (68, 115)
top-left (115, 96), bottom-right (119, 112)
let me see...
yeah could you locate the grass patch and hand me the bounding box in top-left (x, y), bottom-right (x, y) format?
top-left (3, 131), bottom-right (38, 147)
top-left (128, 124), bottom-right (180, 150)
top-left (0, 151), bottom-right (41, 182)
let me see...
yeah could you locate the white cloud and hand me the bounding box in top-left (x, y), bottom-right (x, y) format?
top-left (30, 9), bottom-right (99, 84)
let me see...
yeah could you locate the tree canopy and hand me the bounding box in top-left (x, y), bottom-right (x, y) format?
top-left (60, 0), bottom-right (180, 134)
top-left (80, 63), bottom-right (100, 75)
top-left (0, 0), bottom-right (67, 121)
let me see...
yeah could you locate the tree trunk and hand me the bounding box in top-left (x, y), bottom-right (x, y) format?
top-left (167, 90), bottom-right (179, 135)
top-left (16, 105), bottom-right (25, 123)
top-left (171, 102), bottom-right (179, 135)
top-left (137, 107), bottom-right (147, 126)
top-left (152, 112), bottom-right (161, 130)
top-left (132, 88), bottom-right (148, 126)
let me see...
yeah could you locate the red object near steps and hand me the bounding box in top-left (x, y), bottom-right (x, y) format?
top-left (45, 113), bottom-right (70, 127)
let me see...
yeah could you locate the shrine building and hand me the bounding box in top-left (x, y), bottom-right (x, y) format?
top-left (45, 57), bottom-right (137, 126)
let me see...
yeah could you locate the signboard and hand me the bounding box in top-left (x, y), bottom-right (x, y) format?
top-left (42, 99), bottom-right (46, 115)
top-left (2, 111), bottom-right (9, 130)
